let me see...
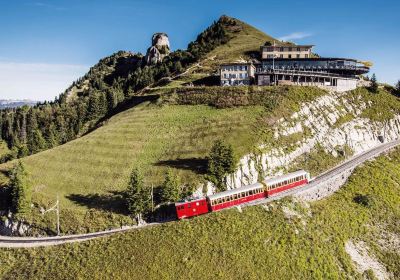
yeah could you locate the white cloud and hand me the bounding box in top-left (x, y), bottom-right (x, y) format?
top-left (279, 32), bottom-right (313, 42)
top-left (31, 2), bottom-right (66, 11)
top-left (0, 62), bottom-right (88, 101)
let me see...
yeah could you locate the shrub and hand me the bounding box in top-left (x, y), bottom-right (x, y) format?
top-left (10, 161), bottom-right (31, 215)
top-left (353, 194), bottom-right (374, 208)
top-left (207, 140), bottom-right (236, 192)
top-left (160, 169), bottom-right (181, 203)
top-left (125, 168), bottom-right (151, 221)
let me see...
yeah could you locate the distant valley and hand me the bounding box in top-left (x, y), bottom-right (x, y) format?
top-left (0, 99), bottom-right (37, 109)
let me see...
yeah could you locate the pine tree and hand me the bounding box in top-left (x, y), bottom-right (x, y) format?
top-left (87, 91), bottom-right (101, 120)
top-left (28, 129), bottom-right (47, 154)
top-left (125, 168), bottom-right (151, 222)
top-left (395, 80), bottom-right (400, 93)
top-left (160, 169), bottom-right (181, 203)
top-left (10, 161), bottom-right (31, 215)
top-left (370, 73), bottom-right (378, 93)
top-left (207, 140), bottom-right (236, 192)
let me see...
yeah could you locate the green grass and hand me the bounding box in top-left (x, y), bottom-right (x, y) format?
top-left (0, 86), bottom-right (330, 233)
top-left (1, 148), bottom-right (399, 279)
top-left (0, 102), bottom-right (263, 233)
top-left (344, 87), bottom-right (400, 122)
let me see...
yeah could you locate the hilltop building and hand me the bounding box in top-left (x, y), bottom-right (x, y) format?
top-left (220, 42), bottom-right (370, 92)
top-left (261, 44), bottom-right (313, 59)
top-left (220, 63), bottom-right (255, 86)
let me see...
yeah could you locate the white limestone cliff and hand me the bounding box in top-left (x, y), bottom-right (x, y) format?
top-left (222, 91), bottom-right (400, 190)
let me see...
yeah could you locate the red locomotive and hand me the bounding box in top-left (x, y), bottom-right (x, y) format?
top-left (175, 170), bottom-right (310, 220)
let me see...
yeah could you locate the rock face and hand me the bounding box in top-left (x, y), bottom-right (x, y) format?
top-left (0, 212), bottom-right (31, 236)
top-left (145, 33), bottom-right (170, 65)
top-left (217, 91), bottom-right (400, 190)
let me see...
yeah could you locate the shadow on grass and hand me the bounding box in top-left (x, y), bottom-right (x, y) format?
top-left (155, 157), bottom-right (208, 175)
top-left (66, 191), bottom-right (129, 215)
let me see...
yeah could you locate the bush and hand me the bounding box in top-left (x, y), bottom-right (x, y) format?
top-left (160, 169), bottom-right (181, 203)
top-left (207, 140), bottom-right (236, 191)
top-left (353, 194), bottom-right (374, 208)
top-left (10, 161), bottom-right (31, 215)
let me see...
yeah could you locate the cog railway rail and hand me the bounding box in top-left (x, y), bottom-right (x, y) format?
top-left (1, 139), bottom-right (399, 248)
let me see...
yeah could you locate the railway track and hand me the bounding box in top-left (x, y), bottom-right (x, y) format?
top-left (1, 139), bottom-right (399, 248)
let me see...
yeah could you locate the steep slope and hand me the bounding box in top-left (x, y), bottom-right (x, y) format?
top-left (0, 86), bottom-right (326, 233)
top-left (1, 148), bottom-right (399, 279)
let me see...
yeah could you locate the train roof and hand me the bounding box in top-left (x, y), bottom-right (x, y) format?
top-left (175, 197), bottom-right (206, 206)
top-left (207, 182), bottom-right (263, 201)
top-left (264, 170), bottom-right (308, 186)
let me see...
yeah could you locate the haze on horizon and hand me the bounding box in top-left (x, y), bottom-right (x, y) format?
top-left (0, 0), bottom-right (399, 101)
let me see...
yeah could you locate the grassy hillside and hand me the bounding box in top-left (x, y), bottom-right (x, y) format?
top-left (163, 16), bottom-right (277, 86)
top-left (0, 86), bottom-right (326, 233)
top-left (1, 147), bottom-right (399, 279)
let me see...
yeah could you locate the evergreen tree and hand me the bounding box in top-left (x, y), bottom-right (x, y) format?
top-left (370, 73), bottom-right (378, 93)
top-left (395, 80), bottom-right (400, 93)
top-left (207, 140), bottom-right (236, 192)
top-left (28, 129), bottom-right (47, 154)
top-left (125, 168), bottom-right (151, 222)
top-left (87, 91), bottom-right (101, 120)
top-left (10, 161), bottom-right (31, 215)
top-left (160, 169), bottom-right (181, 203)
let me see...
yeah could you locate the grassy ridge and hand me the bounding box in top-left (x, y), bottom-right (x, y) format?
top-left (0, 86), bottom-right (329, 233)
top-left (0, 101), bottom-right (263, 233)
top-left (1, 148), bottom-right (399, 279)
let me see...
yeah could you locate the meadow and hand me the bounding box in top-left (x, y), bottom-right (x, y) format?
top-left (0, 148), bottom-right (399, 279)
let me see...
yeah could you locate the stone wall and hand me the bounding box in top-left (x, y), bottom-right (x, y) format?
top-left (295, 168), bottom-right (354, 201)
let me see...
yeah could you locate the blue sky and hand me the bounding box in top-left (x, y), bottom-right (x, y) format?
top-left (0, 0), bottom-right (399, 101)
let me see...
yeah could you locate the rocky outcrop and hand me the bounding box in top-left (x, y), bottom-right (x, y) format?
top-left (145, 33), bottom-right (170, 65)
top-left (0, 212), bottom-right (31, 236)
top-left (222, 91), bottom-right (400, 190)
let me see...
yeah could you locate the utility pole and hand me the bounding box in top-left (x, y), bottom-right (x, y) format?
top-left (151, 184), bottom-right (154, 212)
top-left (42, 195), bottom-right (60, 236)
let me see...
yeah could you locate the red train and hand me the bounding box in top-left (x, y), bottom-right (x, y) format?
top-left (175, 170), bottom-right (310, 219)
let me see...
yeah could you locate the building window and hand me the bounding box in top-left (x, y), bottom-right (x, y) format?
top-left (288, 54), bottom-right (292, 59)
top-left (280, 54), bottom-right (283, 58)
top-left (297, 47), bottom-right (300, 52)
top-left (244, 65), bottom-right (248, 71)
top-left (288, 47), bottom-right (292, 52)
top-left (296, 54), bottom-right (300, 58)
top-left (280, 47), bottom-right (284, 52)
top-left (224, 74), bottom-right (227, 78)
top-left (305, 54), bottom-right (309, 58)
top-left (266, 47), bottom-right (273, 52)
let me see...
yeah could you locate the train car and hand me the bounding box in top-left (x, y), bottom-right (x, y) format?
top-left (264, 170), bottom-right (310, 197)
top-left (175, 198), bottom-right (209, 220)
top-left (207, 182), bottom-right (265, 212)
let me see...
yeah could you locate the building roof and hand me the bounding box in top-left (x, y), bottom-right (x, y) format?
top-left (262, 45), bottom-right (315, 49)
top-left (207, 182), bottom-right (263, 201)
top-left (220, 62), bottom-right (254, 66)
top-left (259, 57), bottom-right (363, 63)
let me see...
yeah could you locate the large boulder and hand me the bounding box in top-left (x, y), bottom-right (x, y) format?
top-left (145, 33), bottom-right (170, 65)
